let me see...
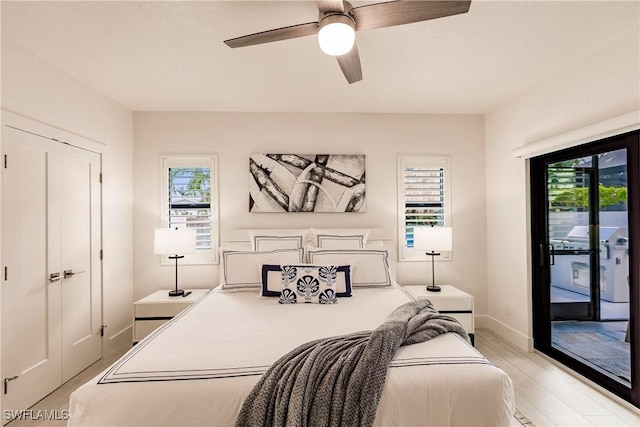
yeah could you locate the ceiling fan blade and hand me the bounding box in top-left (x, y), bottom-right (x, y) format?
top-left (336, 42), bottom-right (362, 84)
top-left (352, 0), bottom-right (471, 31)
top-left (316, 0), bottom-right (344, 13)
top-left (224, 22), bottom-right (319, 48)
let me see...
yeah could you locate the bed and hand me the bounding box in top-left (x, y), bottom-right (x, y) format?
top-left (69, 229), bottom-right (514, 426)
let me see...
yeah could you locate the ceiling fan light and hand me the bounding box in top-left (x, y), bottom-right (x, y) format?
top-left (318, 16), bottom-right (355, 56)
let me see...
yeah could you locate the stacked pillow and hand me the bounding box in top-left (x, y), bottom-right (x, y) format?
top-left (219, 248), bottom-right (304, 291)
top-left (308, 228), bottom-right (369, 249)
top-left (249, 230), bottom-right (308, 251)
top-left (219, 229), bottom-right (392, 302)
top-left (307, 247), bottom-right (391, 287)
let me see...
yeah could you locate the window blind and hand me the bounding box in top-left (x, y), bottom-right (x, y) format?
top-left (403, 166), bottom-right (446, 248)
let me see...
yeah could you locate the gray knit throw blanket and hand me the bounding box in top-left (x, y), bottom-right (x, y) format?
top-left (235, 299), bottom-right (470, 427)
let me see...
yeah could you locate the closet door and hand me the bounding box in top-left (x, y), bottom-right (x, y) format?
top-left (1, 127), bottom-right (63, 413)
top-left (59, 144), bottom-right (102, 382)
top-left (1, 126), bottom-right (102, 415)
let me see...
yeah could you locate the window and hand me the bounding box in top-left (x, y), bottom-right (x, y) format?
top-left (161, 155), bottom-right (219, 264)
top-left (397, 155), bottom-right (451, 261)
top-left (547, 150), bottom-right (629, 241)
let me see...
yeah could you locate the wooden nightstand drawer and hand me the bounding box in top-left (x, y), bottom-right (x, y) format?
top-left (134, 319), bottom-right (168, 340)
top-left (133, 289), bottom-right (210, 344)
top-left (449, 313), bottom-right (474, 332)
top-left (135, 302), bottom-right (191, 318)
top-left (403, 285), bottom-right (475, 338)
top-left (429, 297), bottom-right (472, 312)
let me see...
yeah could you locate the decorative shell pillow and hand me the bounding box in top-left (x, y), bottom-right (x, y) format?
top-left (261, 264), bottom-right (352, 297)
top-left (278, 265), bottom-right (341, 304)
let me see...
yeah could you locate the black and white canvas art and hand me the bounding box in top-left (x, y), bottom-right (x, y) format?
top-left (249, 154), bottom-right (366, 213)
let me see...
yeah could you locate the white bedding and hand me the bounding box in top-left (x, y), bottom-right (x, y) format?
top-left (69, 285), bottom-right (514, 426)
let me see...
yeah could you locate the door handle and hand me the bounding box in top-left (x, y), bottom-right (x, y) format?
top-left (539, 244), bottom-right (544, 266)
top-left (571, 249), bottom-right (597, 255)
top-left (4, 376), bottom-right (18, 394)
top-left (539, 244), bottom-right (555, 266)
top-left (49, 272), bottom-right (61, 282)
top-left (63, 269), bottom-right (85, 279)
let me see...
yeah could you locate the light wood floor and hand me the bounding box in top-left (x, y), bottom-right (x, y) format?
top-left (476, 329), bottom-right (640, 427)
top-left (5, 351), bottom-right (124, 427)
top-left (7, 329), bottom-right (640, 427)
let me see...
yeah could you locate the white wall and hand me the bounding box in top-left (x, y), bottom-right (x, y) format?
top-left (485, 31), bottom-right (640, 350)
top-left (4, 26), bottom-right (636, 366)
top-left (1, 38), bottom-right (134, 355)
top-left (132, 112), bottom-right (490, 319)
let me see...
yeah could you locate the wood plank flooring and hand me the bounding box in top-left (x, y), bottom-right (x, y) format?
top-left (6, 329), bottom-right (639, 426)
top-left (476, 329), bottom-right (640, 427)
top-left (4, 351), bottom-right (124, 427)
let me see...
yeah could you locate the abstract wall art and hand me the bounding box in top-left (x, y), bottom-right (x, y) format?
top-left (249, 154), bottom-right (366, 213)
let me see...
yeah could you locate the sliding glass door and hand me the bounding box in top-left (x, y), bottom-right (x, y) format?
top-left (531, 130), bottom-right (639, 407)
top-left (547, 160), bottom-right (598, 322)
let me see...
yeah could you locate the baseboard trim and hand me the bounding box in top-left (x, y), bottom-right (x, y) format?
top-left (106, 325), bottom-right (132, 356)
top-left (475, 314), bottom-right (488, 329)
top-left (484, 316), bottom-right (532, 352)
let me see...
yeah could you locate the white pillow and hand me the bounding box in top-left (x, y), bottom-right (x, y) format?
top-left (316, 235), bottom-right (366, 249)
top-left (309, 228), bottom-right (369, 248)
top-left (307, 248), bottom-right (391, 287)
top-left (248, 230), bottom-right (308, 251)
top-left (364, 240), bottom-right (384, 249)
top-left (220, 248), bottom-right (304, 290)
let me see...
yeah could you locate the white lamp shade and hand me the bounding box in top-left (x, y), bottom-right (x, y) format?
top-left (413, 227), bottom-right (453, 252)
top-left (154, 228), bottom-right (197, 255)
top-left (318, 16), bottom-right (355, 56)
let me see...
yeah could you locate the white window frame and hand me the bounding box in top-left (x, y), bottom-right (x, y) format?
top-left (397, 155), bottom-right (452, 262)
top-left (160, 154), bottom-right (219, 265)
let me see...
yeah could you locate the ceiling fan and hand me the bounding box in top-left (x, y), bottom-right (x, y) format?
top-left (224, 0), bottom-right (472, 84)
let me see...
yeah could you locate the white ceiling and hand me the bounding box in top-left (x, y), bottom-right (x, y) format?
top-left (2, 0), bottom-right (639, 114)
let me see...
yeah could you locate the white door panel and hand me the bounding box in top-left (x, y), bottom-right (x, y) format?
top-left (1, 126), bottom-right (102, 417)
top-left (61, 148), bottom-right (102, 382)
top-left (1, 128), bottom-right (62, 413)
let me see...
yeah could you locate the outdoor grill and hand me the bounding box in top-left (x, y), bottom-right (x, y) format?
top-left (551, 226), bottom-right (629, 303)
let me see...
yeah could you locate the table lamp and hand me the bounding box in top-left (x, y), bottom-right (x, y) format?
top-left (154, 228), bottom-right (197, 296)
top-left (413, 226), bottom-right (453, 292)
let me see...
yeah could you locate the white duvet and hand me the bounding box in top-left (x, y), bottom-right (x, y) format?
top-left (69, 285), bottom-right (514, 426)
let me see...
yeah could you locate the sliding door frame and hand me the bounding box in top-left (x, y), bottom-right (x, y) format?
top-left (531, 129), bottom-right (639, 407)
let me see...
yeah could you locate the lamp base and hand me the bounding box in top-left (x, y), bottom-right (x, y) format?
top-left (426, 285), bottom-right (441, 293)
top-left (168, 289), bottom-right (185, 297)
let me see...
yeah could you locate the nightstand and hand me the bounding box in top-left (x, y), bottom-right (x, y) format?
top-left (403, 285), bottom-right (475, 345)
top-left (133, 289), bottom-right (210, 344)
